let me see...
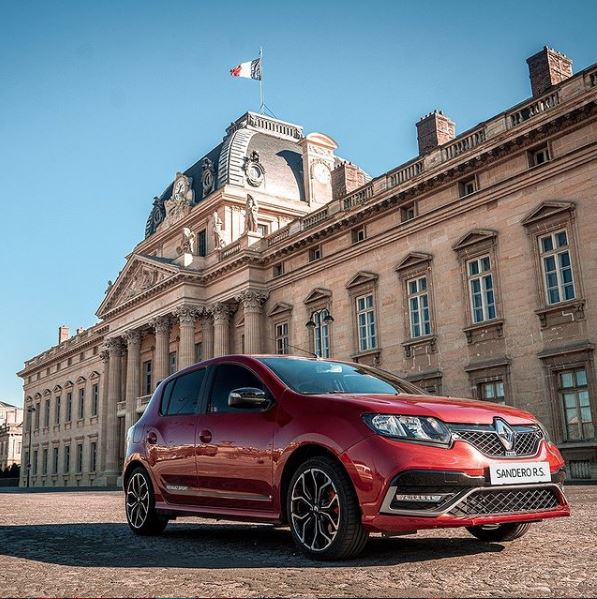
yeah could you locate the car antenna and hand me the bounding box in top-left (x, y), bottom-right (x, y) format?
top-left (266, 336), bottom-right (318, 358)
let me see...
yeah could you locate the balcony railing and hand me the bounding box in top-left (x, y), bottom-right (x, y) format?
top-left (343, 184), bottom-right (374, 210)
top-left (442, 127), bottom-right (486, 161)
top-left (507, 91), bottom-right (559, 128)
top-left (302, 207), bottom-right (329, 230)
top-left (387, 159), bottom-right (424, 188)
top-left (220, 242), bottom-right (241, 259)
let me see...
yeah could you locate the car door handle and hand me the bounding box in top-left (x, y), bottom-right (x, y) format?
top-left (146, 431), bottom-right (158, 445)
top-left (199, 429), bottom-right (212, 443)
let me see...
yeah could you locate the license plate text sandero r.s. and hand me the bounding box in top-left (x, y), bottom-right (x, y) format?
top-left (489, 461), bottom-right (551, 485)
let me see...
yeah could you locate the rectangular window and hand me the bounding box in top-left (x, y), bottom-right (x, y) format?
top-left (468, 255), bottom-right (497, 323)
top-left (76, 444), bottom-right (83, 473)
top-left (44, 399), bottom-right (50, 428)
top-left (351, 226), bottom-right (366, 244)
top-left (89, 441), bottom-right (97, 472)
top-left (257, 223), bottom-right (269, 237)
top-left (55, 396), bottom-right (61, 425)
top-left (273, 263), bottom-right (284, 278)
top-left (459, 177), bottom-right (477, 198)
top-left (559, 368), bottom-right (594, 441)
top-left (400, 203), bottom-right (416, 222)
top-left (539, 230), bottom-right (576, 305)
top-left (42, 448), bottom-right (48, 475)
top-left (169, 351), bottom-right (177, 376)
top-left (309, 246), bottom-right (322, 261)
top-left (91, 384), bottom-right (99, 416)
top-left (407, 276), bottom-right (431, 338)
top-left (64, 445), bottom-right (70, 474)
top-left (35, 404), bottom-right (40, 430)
top-left (275, 322), bottom-right (289, 355)
top-left (479, 380), bottom-right (506, 404)
top-left (529, 145), bottom-right (550, 167)
top-left (78, 388), bottom-right (85, 419)
top-left (197, 229), bottom-right (207, 257)
top-left (356, 294), bottom-right (377, 352)
top-left (52, 447), bottom-right (59, 474)
top-left (143, 360), bottom-right (153, 395)
top-left (312, 309), bottom-right (331, 358)
top-left (195, 342), bottom-right (203, 363)
top-left (32, 450), bottom-right (38, 476)
top-left (66, 392), bottom-right (72, 422)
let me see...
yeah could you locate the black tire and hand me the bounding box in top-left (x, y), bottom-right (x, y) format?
top-left (466, 522), bottom-right (531, 542)
top-left (287, 456), bottom-right (369, 560)
top-left (125, 466), bottom-right (168, 536)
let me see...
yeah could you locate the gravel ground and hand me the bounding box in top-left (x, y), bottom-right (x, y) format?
top-left (0, 485), bottom-right (595, 598)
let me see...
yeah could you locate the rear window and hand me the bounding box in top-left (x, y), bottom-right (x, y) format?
top-left (259, 358), bottom-right (421, 395)
top-left (161, 368), bottom-right (206, 415)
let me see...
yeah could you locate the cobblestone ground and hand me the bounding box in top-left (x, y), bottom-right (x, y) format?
top-left (0, 486), bottom-right (595, 598)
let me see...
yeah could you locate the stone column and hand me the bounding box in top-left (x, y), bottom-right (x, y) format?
top-left (200, 310), bottom-right (214, 360)
top-left (99, 349), bottom-right (110, 473)
top-left (238, 290), bottom-right (268, 354)
top-left (104, 337), bottom-right (124, 481)
top-left (212, 303), bottom-right (232, 357)
top-left (124, 329), bottom-right (141, 434)
top-left (150, 315), bottom-right (171, 387)
top-left (175, 305), bottom-right (201, 369)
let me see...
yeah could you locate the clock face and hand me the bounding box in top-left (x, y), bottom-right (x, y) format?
top-left (175, 179), bottom-right (185, 194)
top-left (313, 162), bottom-right (331, 183)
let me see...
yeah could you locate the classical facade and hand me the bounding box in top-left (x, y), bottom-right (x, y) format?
top-left (0, 401), bottom-right (22, 471)
top-left (18, 46), bottom-right (597, 486)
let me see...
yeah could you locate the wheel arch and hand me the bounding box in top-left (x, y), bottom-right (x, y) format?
top-left (278, 443), bottom-right (356, 524)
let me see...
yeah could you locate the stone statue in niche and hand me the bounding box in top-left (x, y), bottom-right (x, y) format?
top-left (245, 194), bottom-right (258, 233)
top-left (177, 227), bottom-right (195, 256)
top-left (212, 211), bottom-right (226, 249)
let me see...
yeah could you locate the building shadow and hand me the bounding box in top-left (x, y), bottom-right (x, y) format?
top-left (0, 522), bottom-right (503, 569)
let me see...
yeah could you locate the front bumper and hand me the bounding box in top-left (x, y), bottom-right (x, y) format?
top-left (342, 433), bottom-right (570, 533)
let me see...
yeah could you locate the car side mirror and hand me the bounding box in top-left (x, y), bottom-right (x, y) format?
top-left (228, 387), bottom-right (269, 408)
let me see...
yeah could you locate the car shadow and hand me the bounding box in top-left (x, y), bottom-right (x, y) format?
top-left (0, 522), bottom-right (504, 568)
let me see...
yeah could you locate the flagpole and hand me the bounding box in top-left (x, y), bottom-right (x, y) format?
top-left (259, 46), bottom-right (264, 114)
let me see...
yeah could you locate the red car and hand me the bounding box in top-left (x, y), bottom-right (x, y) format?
top-left (123, 355), bottom-right (570, 560)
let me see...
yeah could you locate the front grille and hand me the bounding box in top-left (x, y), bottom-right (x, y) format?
top-left (449, 487), bottom-right (559, 517)
top-left (451, 425), bottom-right (543, 457)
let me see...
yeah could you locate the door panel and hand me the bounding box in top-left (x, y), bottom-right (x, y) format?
top-left (147, 368), bottom-right (206, 505)
top-left (194, 364), bottom-right (275, 510)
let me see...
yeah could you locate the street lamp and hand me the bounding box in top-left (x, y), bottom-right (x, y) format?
top-left (26, 405), bottom-right (35, 488)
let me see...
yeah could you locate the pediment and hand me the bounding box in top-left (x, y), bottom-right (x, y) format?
top-left (64, 380), bottom-right (74, 389)
top-left (267, 302), bottom-right (293, 317)
top-left (76, 376), bottom-right (86, 385)
top-left (452, 229), bottom-right (497, 251)
top-left (43, 388), bottom-right (51, 396)
top-left (395, 252), bottom-right (433, 272)
top-left (34, 392), bottom-right (42, 399)
top-left (89, 370), bottom-right (100, 380)
top-left (346, 271), bottom-right (379, 289)
top-left (97, 253), bottom-right (181, 318)
top-left (53, 385), bottom-right (62, 393)
top-left (304, 288), bottom-right (332, 305)
top-left (521, 201), bottom-right (575, 226)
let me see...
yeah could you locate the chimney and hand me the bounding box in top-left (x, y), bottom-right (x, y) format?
top-left (58, 325), bottom-right (70, 344)
top-left (527, 46), bottom-right (573, 97)
top-left (332, 162), bottom-right (366, 200)
top-left (416, 110), bottom-right (455, 155)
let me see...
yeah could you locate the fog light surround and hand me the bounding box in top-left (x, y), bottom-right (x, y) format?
top-left (395, 493), bottom-right (448, 503)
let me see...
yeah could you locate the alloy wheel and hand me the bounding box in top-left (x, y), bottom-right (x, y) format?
top-left (126, 472), bottom-right (150, 529)
top-left (290, 467), bottom-right (341, 552)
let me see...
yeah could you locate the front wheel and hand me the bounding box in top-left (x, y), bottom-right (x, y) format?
top-left (125, 467), bottom-right (168, 535)
top-left (466, 522), bottom-right (531, 542)
top-left (287, 456), bottom-right (369, 560)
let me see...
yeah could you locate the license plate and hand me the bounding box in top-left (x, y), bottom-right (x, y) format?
top-left (489, 461), bottom-right (551, 486)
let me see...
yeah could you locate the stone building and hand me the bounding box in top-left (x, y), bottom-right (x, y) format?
top-left (0, 401), bottom-right (23, 471)
top-left (18, 47), bottom-right (597, 486)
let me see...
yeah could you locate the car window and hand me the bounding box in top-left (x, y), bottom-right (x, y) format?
top-left (208, 364), bottom-right (267, 413)
top-left (161, 368), bottom-right (206, 415)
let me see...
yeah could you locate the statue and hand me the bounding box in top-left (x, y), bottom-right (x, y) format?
top-left (245, 194), bottom-right (258, 233)
top-left (212, 211), bottom-right (226, 249)
top-left (105, 280), bottom-right (113, 295)
top-left (181, 227), bottom-right (195, 254)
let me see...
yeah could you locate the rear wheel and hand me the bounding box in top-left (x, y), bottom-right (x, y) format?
top-left (466, 522), bottom-right (531, 542)
top-left (125, 467), bottom-right (168, 535)
top-left (287, 456), bottom-right (369, 560)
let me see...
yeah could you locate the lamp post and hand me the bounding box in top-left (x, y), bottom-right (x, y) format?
top-left (26, 405), bottom-right (35, 488)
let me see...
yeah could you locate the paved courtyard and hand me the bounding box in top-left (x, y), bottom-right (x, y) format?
top-left (0, 485), bottom-right (595, 598)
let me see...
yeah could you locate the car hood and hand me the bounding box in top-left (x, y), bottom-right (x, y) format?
top-left (315, 393), bottom-right (537, 425)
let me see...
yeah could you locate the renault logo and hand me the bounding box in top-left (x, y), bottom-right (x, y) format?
top-left (494, 418), bottom-right (516, 452)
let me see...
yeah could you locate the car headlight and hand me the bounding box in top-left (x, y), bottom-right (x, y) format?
top-left (363, 414), bottom-right (452, 446)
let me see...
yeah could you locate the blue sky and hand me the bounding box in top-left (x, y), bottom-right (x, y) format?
top-left (1, 0), bottom-right (595, 406)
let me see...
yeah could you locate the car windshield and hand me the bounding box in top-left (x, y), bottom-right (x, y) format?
top-left (258, 357), bottom-right (422, 395)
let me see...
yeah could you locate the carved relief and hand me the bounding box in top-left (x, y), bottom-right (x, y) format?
top-left (175, 305), bottom-right (201, 326)
top-left (244, 150), bottom-right (265, 186)
top-left (162, 172), bottom-right (194, 228)
top-left (237, 290), bottom-right (268, 311)
top-left (202, 158), bottom-right (215, 196)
